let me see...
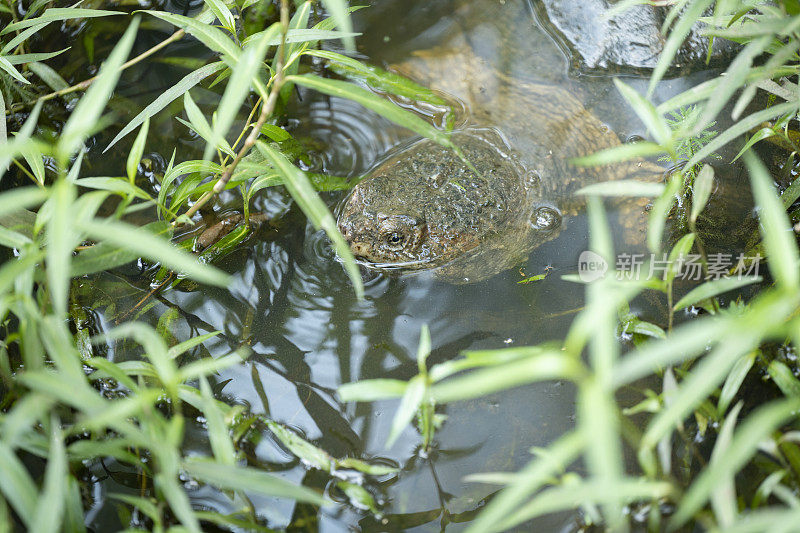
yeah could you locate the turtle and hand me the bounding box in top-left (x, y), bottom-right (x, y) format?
top-left (335, 36), bottom-right (667, 283)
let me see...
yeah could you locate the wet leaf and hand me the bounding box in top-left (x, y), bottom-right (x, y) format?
top-left (337, 458), bottom-right (398, 476)
top-left (337, 481), bottom-right (380, 515)
top-left (266, 420), bottom-right (332, 471)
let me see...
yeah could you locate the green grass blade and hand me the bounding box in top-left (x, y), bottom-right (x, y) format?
top-left (30, 425), bottom-right (67, 533)
top-left (286, 74), bottom-right (454, 150)
top-left (0, 56), bottom-right (29, 84)
top-left (338, 379), bottom-right (408, 401)
top-left (0, 7), bottom-right (125, 35)
top-left (718, 350), bottom-right (757, 415)
top-left (4, 48), bottom-right (70, 66)
top-left (0, 22), bottom-right (49, 55)
top-left (46, 179), bottom-right (77, 318)
top-left (648, 172), bottom-right (681, 253)
top-left (430, 351), bottom-right (583, 403)
top-left (105, 61), bottom-right (225, 152)
top-left (416, 324), bottom-right (431, 373)
top-left (386, 374), bottom-right (426, 448)
top-left (183, 459), bottom-right (328, 505)
top-left (696, 35), bottom-right (772, 134)
top-left (614, 78), bottom-right (671, 145)
top-left (745, 150), bottom-right (800, 289)
top-left (199, 377), bottom-right (236, 466)
top-left (648, 0), bottom-right (715, 96)
top-left (203, 0), bottom-right (236, 34)
top-left (244, 28), bottom-right (360, 48)
top-left (571, 141), bottom-right (665, 167)
top-left (686, 101), bottom-right (798, 169)
top-left (612, 317), bottom-right (728, 387)
top-left (204, 26), bottom-right (275, 161)
top-left (464, 431), bottom-right (585, 533)
top-left (577, 180), bottom-right (665, 197)
top-left (673, 276), bottom-right (762, 311)
top-left (690, 164), bottom-right (714, 223)
top-left (167, 331), bottom-right (220, 359)
top-left (255, 141), bottom-right (363, 298)
top-left (497, 478), bottom-right (673, 530)
top-left (669, 398), bottom-right (800, 529)
top-left (78, 218), bottom-right (231, 287)
top-left (57, 17), bottom-right (140, 160)
top-left (143, 11), bottom-right (241, 65)
top-left (640, 337), bottom-right (758, 469)
top-left (319, 0), bottom-right (356, 50)
top-left (126, 117), bottom-right (149, 183)
top-left (0, 442), bottom-right (38, 528)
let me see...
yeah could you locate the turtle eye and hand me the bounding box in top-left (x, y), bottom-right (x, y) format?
top-left (385, 231), bottom-right (406, 249)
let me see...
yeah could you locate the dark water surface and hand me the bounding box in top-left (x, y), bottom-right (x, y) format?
top-left (74, 0), bottom-right (760, 530)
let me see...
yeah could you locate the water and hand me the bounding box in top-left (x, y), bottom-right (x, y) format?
top-left (58, 0), bottom-right (759, 530)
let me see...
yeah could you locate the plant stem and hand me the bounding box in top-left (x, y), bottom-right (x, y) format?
top-left (180, 0), bottom-right (290, 223)
top-left (5, 29), bottom-right (186, 115)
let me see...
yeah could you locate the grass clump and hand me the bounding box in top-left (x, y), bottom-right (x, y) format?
top-left (341, 1), bottom-right (800, 530)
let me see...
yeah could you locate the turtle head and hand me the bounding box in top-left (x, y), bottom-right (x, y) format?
top-left (337, 192), bottom-right (432, 269)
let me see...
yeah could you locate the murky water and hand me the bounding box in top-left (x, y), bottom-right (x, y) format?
top-left (56, 0), bottom-right (763, 530)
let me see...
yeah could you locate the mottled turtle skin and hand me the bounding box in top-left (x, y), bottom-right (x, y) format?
top-left (337, 42), bottom-right (665, 283)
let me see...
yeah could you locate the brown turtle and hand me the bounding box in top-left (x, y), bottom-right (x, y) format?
top-left (336, 40), bottom-right (665, 283)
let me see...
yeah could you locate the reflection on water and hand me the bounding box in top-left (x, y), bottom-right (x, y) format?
top-left (79, 0), bottom-right (757, 530)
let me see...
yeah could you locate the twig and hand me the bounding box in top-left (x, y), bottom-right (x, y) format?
top-left (5, 29), bottom-right (186, 115)
top-left (179, 0), bottom-right (290, 223)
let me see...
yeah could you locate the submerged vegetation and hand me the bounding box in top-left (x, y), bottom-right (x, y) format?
top-left (1, 0), bottom-right (800, 531)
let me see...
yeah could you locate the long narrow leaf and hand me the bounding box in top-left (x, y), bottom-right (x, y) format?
top-left (255, 141), bottom-right (363, 298)
top-left (58, 17), bottom-right (140, 160)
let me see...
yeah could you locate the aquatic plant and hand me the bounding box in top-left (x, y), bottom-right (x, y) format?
top-left (341, 0), bottom-right (800, 530)
top-left (0, 0), bottom-right (451, 529)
